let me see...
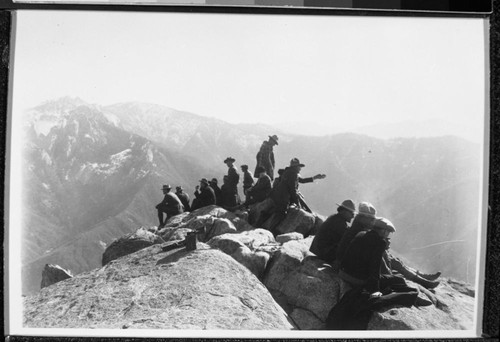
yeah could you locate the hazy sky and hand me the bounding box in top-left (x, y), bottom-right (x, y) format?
top-left (13, 11), bottom-right (487, 138)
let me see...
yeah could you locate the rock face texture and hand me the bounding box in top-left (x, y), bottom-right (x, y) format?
top-left (24, 245), bottom-right (295, 330)
top-left (40, 264), bottom-right (73, 289)
top-left (25, 205), bottom-right (476, 331)
top-left (101, 227), bottom-right (164, 266)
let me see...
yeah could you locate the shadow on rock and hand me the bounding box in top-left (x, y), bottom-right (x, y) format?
top-left (156, 249), bottom-right (192, 266)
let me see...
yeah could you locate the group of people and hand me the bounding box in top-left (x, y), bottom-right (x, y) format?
top-left (155, 134), bottom-right (326, 230)
top-left (311, 200), bottom-right (441, 308)
top-left (154, 133), bottom-right (444, 319)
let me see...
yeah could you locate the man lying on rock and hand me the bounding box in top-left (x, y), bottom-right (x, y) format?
top-left (155, 184), bottom-right (184, 228)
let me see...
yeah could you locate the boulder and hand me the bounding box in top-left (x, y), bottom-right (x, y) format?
top-left (247, 198), bottom-right (274, 227)
top-left (263, 239), bottom-right (312, 292)
top-left (276, 232), bottom-right (304, 244)
top-left (265, 207), bottom-right (316, 237)
top-left (24, 245), bottom-right (296, 330)
top-left (208, 229), bottom-right (279, 278)
top-left (182, 205), bottom-right (254, 232)
top-left (290, 308), bottom-right (324, 330)
top-left (102, 227), bottom-right (165, 266)
top-left (40, 264), bottom-right (73, 289)
top-left (280, 256), bottom-right (342, 322)
top-left (160, 227), bottom-right (192, 242)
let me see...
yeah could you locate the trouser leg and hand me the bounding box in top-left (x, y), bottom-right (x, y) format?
top-left (157, 209), bottom-right (164, 227)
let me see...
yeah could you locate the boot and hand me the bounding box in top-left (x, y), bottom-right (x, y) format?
top-left (414, 293), bottom-right (433, 307)
top-left (417, 271), bottom-right (441, 281)
top-left (413, 274), bottom-right (440, 289)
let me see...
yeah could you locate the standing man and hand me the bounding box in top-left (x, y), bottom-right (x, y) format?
top-left (254, 135), bottom-right (279, 180)
top-left (224, 157), bottom-right (241, 208)
top-left (175, 186), bottom-right (191, 212)
top-left (310, 200), bottom-right (356, 264)
top-left (155, 184), bottom-right (184, 228)
top-left (191, 178), bottom-right (216, 211)
top-left (241, 164), bottom-right (255, 197)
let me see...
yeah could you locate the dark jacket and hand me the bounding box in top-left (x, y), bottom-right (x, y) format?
top-left (310, 213), bottom-right (349, 263)
top-left (340, 230), bottom-right (387, 293)
top-left (210, 184), bottom-right (222, 206)
top-left (227, 166), bottom-right (240, 189)
top-left (270, 167), bottom-right (314, 209)
top-left (221, 183), bottom-right (239, 208)
top-left (336, 215), bottom-right (370, 262)
top-left (254, 140), bottom-right (275, 180)
top-left (156, 192), bottom-right (184, 215)
top-left (247, 174), bottom-right (272, 203)
top-left (243, 170), bottom-right (254, 191)
top-left (176, 191), bottom-right (191, 212)
top-left (192, 186), bottom-right (216, 210)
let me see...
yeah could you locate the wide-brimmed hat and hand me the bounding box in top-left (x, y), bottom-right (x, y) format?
top-left (161, 184), bottom-right (171, 190)
top-left (199, 178), bottom-right (209, 185)
top-left (357, 202), bottom-right (377, 218)
top-left (336, 199), bottom-right (356, 213)
top-left (269, 135), bottom-right (279, 145)
top-left (374, 217), bottom-right (396, 233)
top-left (289, 158), bottom-right (305, 168)
top-left (224, 157), bottom-right (236, 163)
top-left (255, 166), bottom-right (266, 174)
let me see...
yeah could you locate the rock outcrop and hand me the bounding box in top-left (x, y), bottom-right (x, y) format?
top-left (40, 264), bottom-right (73, 289)
top-left (26, 204), bottom-right (476, 331)
top-left (24, 244), bottom-right (295, 329)
top-left (102, 227), bottom-right (165, 266)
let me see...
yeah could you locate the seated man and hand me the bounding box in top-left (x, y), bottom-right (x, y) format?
top-left (377, 222), bottom-right (440, 289)
top-left (155, 184), bottom-right (184, 228)
top-left (191, 178), bottom-right (216, 211)
top-left (175, 186), bottom-right (191, 212)
top-left (339, 217), bottom-right (430, 305)
top-left (310, 199), bottom-right (356, 264)
top-left (209, 178), bottom-right (222, 206)
top-left (245, 166), bottom-right (272, 206)
top-left (336, 202), bottom-right (377, 263)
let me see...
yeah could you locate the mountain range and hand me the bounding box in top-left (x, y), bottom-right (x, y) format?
top-left (19, 97), bottom-right (483, 294)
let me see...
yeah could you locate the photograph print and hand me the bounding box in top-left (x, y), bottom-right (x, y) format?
top-left (7, 9), bottom-right (488, 338)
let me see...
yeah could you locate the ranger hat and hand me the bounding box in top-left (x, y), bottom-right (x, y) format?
top-left (289, 158), bottom-right (305, 168)
top-left (269, 135), bottom-right (279, 145)
top-left (357, 202), bottom-right (377, 218)
top-left (336, 199), bottom-right (356, 213)
top-left (374, 217), bottom-right (396, 233)
top-left (224, 157), bottom-right (236, 163)
top-left (161, 184), bottom-right (172, 190)
top-left (199, 178), bottom-right (209, 185)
